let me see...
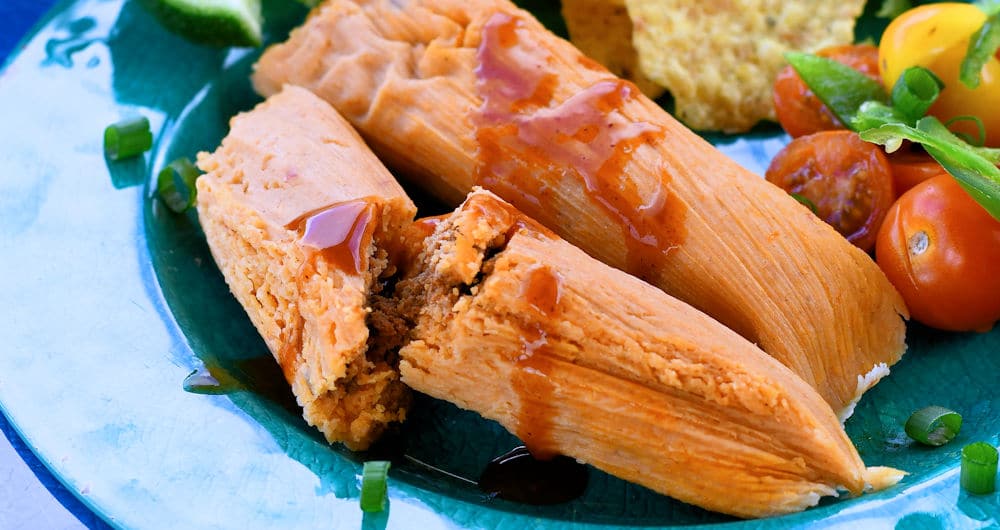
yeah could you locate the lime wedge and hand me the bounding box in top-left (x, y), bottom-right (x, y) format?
top-left (140, 0), bottom-right (263, 47)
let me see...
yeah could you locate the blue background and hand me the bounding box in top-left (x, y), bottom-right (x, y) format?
top-left (1, 1), bottom-right (110, 528)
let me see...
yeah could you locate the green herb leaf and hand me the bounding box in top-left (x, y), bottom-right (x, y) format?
top-left (891, 67), bottom-right (944, 124)
top-left (156, 157), bottom-right (201, 213)
top-left (961, 442), bottom-right (998, 494)
top-left (960, 12), bottom-right (1000, 88)
top-left (904, 406), bottom-right (962, 446)
top-left (876, 0), bottom-right (912, 19)
top-left (860, 117), bottom-right (1000, 220)
top-left (785, 52), bottom-right (888, 130)
top-left (852, 101), bottom-right (905, 133)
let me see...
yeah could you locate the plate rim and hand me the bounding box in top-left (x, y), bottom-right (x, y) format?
top-left (0, 1), bottom-right (996, 528)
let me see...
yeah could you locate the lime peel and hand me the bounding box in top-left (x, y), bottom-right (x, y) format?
top-left (139, 0), bottom-right (263, 48)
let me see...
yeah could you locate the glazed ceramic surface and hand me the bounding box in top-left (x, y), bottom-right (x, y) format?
top-left (0, 1), bottom-right (998, 528)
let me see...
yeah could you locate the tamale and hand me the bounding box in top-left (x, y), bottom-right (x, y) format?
top-left (195, 86), bottom-right (904, 517)
top-left (195, 86), bottom-right (414, 450)
top-left (252, 0), bottom-right (908, 418)
top-left (395, 189), bottom-right (902, 518)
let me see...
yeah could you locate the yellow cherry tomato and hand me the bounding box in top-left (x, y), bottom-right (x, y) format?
top-left (879, 3), bottom-right (1000, 147)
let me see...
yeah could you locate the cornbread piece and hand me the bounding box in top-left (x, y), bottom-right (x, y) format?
top-left (561, 0), bottom-right (664, 98)
top-left (253, 0), bottom-right (908, 419)
top-left (396, 190), bottom-right (901, 518)
top-left (195, 86), bottom-right (415, 450)
top-left (625, 0), bottom-right (866, 131)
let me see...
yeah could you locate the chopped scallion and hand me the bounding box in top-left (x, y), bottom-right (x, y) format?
top-left (156, 157), bottom-right (200, 213)
top-left (890, 67), bottom-right (944, 124)
top-left (904, 406), bottom-right (962, 446)
top-left (360, 460), bottom-right (391, 512)
top-left (945, 115), bottom-right (988, 147)
top-left (960, 12), bottom-right (1000, 89)
top-left (104, 116), bottom-right (153, 161)
top-left (789, 193), bottom-right (818, 214)
top-left (961, 442), bottom-right (998, 494)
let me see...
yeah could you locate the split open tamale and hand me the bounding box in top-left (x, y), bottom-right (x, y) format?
top-left (252, 0), bottom-right (909, 419)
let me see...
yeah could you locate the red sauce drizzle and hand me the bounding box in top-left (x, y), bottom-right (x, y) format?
top-left (275, 199), bottom-right (378, 380)
top-left (478, 445), bottom-right (588, 504)
top-left (510, 264), bottom-right (564, 460)
top-left (475, 14), bottom-right (552, 113)
top-left (295, 200), bottom-right (377, 275)
top-left (522, 264), bottom-right (562, 316)
top-left (474, 13), bottom-right (687, 282)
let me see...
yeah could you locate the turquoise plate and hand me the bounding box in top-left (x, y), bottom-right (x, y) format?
top-left (1, 1), bottom-right (998, 528)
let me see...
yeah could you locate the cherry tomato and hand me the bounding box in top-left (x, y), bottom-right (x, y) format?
top-left (876, 175), bottom-right (1000, 332)
top-left (773, 44), bottom-right (881, 138)
top-left (887, 150), bottom-right (944, 196)
top-left (880, 3), bottom-right (1000, 146)
top-left (766, 130), bottom-right (895, 251)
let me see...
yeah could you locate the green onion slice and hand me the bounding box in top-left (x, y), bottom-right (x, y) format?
top-left (785, 52), bottom-right (888, 130)
top-left (904, 406), bottom-right (962, 446)
top-left (360, 460), bottom-right (391, 512)
top-left (961, 442), bottom-right (998, 494)
top-left (890, 67), bottom-right (944, 124)
top-left (789, 193), bottom-right (818, 214)
top-left (104, 116), bottom-right (153, 161)
top-left (960, 12), bottom-right (1000, 89)
top-left (156, 157), bottom-right (201, 213)
top-left (945, 115), bottom-right (988, 147)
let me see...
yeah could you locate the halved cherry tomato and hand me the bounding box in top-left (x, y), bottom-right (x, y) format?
top-left (880, 3), bottom-right (1000, 146)
top-left (887, 149), bottom-right (944, 196)
top-left (773, 44), bottom-right (881, 138)
top-left (876, 175), bottom-right (1000, 332)
top-left (766, 130), bottom-right (895, 251)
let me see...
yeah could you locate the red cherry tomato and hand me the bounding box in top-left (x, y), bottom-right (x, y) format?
top-left (766, 130), bottom-right (894, 251)
top-left (773, 44), bottom-right (881, 138)
top-left (887, 150), bottom-right (944, 196)
top-left (876, 175), bottom-right (1000, 332)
